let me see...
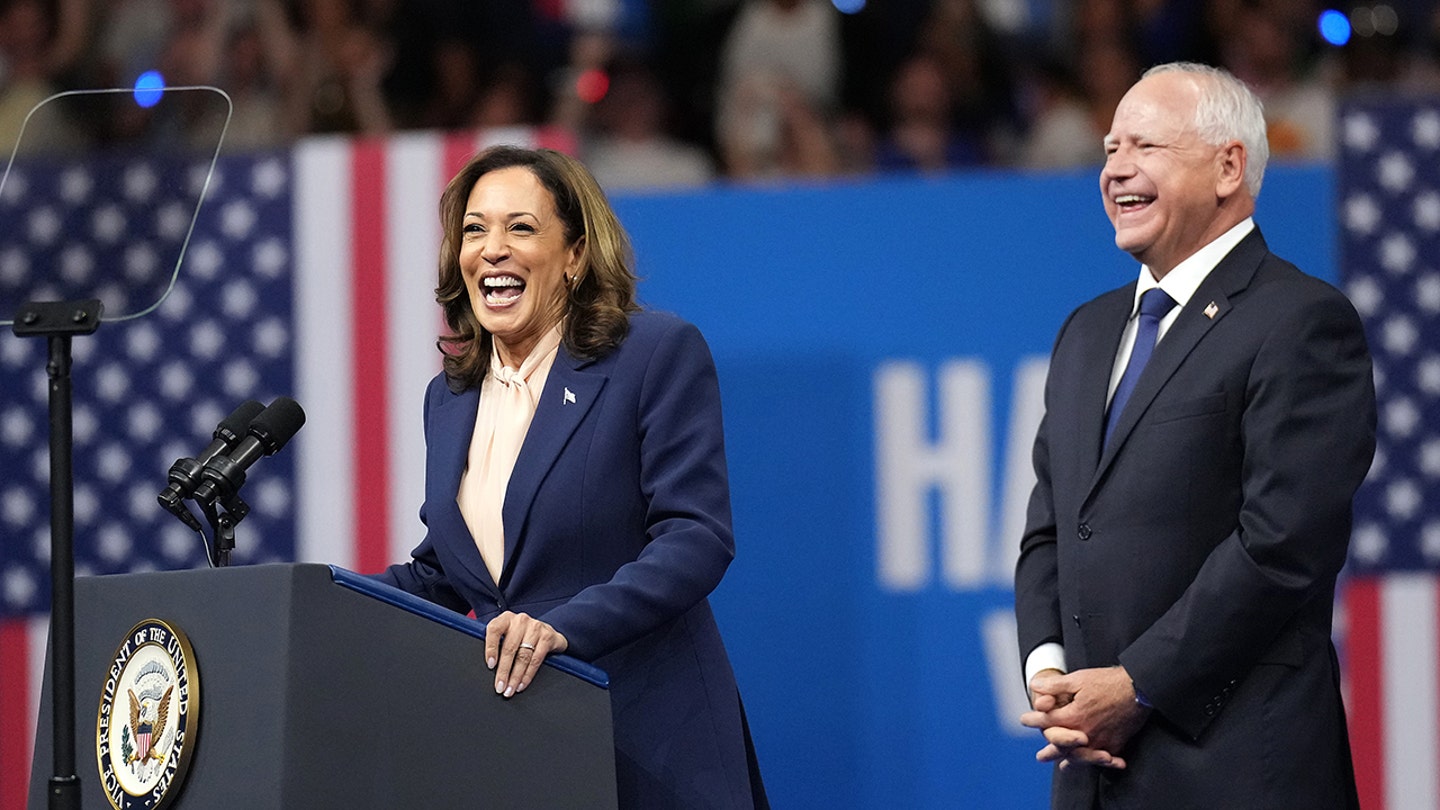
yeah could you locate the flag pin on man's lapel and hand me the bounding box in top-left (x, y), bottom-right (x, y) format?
top-left (1204, 301), bottom-right (1219, 319)
top-left (563, 387), bottom-right (577, 405)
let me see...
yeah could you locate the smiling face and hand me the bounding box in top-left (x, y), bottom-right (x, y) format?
top-left (1099, 71), bottom-right (1246, 278)
top-left (460, 166), bottom-right (581, 366)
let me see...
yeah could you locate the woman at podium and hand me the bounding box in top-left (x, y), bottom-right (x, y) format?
top-left (376, 145), bottom-right (766, 808)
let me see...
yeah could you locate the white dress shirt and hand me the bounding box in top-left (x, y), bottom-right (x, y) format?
top-left (1026, 217), bottom-right (1256, 689)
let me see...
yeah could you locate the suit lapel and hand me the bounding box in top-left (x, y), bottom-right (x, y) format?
top-left (431, 384), bottom-right (479, 493)
top-left (1093, 292), bottom-right (1231, 476)
top-left (1090, 229), bottom-right (1268, 491)
top-left (426, 383), bottom-right (504, 597)
top-left (1079, 290), bottom-right (1135, 476)
top-left (500, 349), bottom-right (607, 582)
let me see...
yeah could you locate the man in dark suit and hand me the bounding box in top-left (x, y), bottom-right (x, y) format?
top-left (1014, 62), bottom-right (1376, 809)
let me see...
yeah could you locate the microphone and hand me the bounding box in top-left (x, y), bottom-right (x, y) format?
top-left (158, 400), bottom-right (266, 524)
top-left (191, 396), bottom-right (306, 508)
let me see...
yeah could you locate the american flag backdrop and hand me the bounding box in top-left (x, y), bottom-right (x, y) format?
top-left (0, 126), bottom-right (572, 807)
top-left (1338, 97), bottom-right (1440, 810)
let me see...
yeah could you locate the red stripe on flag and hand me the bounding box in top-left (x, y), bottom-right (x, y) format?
top-left (443, 134), bottom-right (476, 179)
top-left (350, 140), bottom-right (391, 574)
top-left (1345, 578), bottom-right (1384, 810)
top-left (439, 134), bottom-right (475, 340)
top-left (0, 619), bottom-right (34, 810)
top-left (443, 135), bottom-right (473, 335)
top-left (534, 126), bottom-right (578, 155)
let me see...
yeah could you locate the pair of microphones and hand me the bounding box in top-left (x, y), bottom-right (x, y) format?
top-left (158, 397), bottom-right (306, 534)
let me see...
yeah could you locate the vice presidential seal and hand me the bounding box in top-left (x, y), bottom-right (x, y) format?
top-left (96, 618), bottom-right (199, 810)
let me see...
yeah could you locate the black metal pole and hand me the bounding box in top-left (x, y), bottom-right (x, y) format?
top-left (45, 334), bottom-right (79, 810)
top-left (14, 299), bottom-right (100, 810)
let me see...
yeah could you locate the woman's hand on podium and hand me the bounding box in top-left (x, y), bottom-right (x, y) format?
top-left (485, 611), bottom-right (569, 698)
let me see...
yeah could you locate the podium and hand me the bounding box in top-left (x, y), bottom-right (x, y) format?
top-left (27, 563), bottom-right (618, 809)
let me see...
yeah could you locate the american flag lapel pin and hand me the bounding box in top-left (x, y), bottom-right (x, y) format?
top-left (563, 387), bottom-right (577, 405)
top-left (1203, 301), bottom-right (1219, 319)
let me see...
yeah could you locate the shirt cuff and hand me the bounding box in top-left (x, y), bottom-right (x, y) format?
top-left (1132, 680), bottom-right (1153, 708)
top-left (1024, 642), bottom-right (1067, 687)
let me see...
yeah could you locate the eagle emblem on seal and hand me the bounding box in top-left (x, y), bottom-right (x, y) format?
top-left (127, 685), bottom-right (172, 764)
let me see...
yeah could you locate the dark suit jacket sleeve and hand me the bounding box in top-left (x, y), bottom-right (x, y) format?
top-left (540, 320), bottom-right (737, 661)
top-left (373, 375), bottom-right (470, 615)
top-left (1014, 311), bottom-right (1078, 669)
top-left (1118, 287), bottom-right (1375, 737)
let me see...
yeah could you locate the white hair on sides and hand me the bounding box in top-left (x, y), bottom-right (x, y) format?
top-left (1143, 62), bottom-right (1269, 197)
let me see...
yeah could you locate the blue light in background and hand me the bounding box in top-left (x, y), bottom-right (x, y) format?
top-left (133, 71), bottom-right (165, 108)
top-left (1319, 9), bottom-right (1351, 45)
top-left (832, 0), bottom-right (865, 13)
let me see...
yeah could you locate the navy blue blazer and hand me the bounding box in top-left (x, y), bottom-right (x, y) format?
top-left (1015, 230), bottom-right (1376, 809)
top-left (379, 311), bottom-right (760, 808)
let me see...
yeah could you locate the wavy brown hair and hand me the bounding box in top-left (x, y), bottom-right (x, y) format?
top-left (435, 146), bottom-right (640, 388)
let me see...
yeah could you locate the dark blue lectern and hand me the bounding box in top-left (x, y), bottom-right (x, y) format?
top-left (28, 563), bottom-right (618, 809)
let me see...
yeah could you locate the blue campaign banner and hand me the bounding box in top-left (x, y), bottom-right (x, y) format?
top-left (610, 165), bottom-right (1335, 809)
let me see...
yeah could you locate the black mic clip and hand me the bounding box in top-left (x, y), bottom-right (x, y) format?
top-left (192, 453), bottom-right (252, 516)
top-left (158, 459), bottom-right (206, 532)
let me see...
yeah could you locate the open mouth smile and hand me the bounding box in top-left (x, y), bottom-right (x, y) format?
top-left (481, 274), bottom-right (525, 306)
top-left (1114, 193), bottom-right (1154, 213)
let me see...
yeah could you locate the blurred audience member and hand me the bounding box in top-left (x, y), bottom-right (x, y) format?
top-left (378, 1), bottom-right (544, 131)
top-left (214, 18), bottom-right (290, 150)
top-left (1017, 60), bottom-right (1095, 170)
top-left (468, 61), bottom-right (544, 131)
top-left (832, 109), bottom-right (878, 176)
top-left (95, 0), bottom-right (175, 88)
top-left (136, 0), bottom-right (231, 150)
top-left (549, 28), bottom-right (616, 135)
top-left (715, 0), bottom-right (842, 178)
top-left (262, 0), bottom-right (392, 136)
top-left (1413, 3), bottom-right (1440, 91)
top-left (415, 38), bottom-right (485, 132)
top-left (914, 0), bottom-right (1022, 162)
top-left (1019, 38), bottom-right (1139, 170)
top-left (584, 58), bottom-right (715, 191)
top-left (1220, 3), bottom-right (1334, 160)
top-left (463, 60), bottom-right (576, 157)
top-left (1133, 0), bottom-right (1218, 66)
top-left (1047, 0), bottom-right (1129, 82)
top-left (875, 53), bottom-right (984, 173)
top-left (1338, 4), bottom-right (1440, 94)
top-left (151, 0), bottom-right (225, 94)
top-left (0, 0), bottom-right (87, 154)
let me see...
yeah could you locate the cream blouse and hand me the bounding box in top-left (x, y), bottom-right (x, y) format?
top-left (456, 326), bottom-right (563, 583)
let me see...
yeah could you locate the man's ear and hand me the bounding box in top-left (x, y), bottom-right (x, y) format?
top-left (1216, 141), bottom-right (1247, 199)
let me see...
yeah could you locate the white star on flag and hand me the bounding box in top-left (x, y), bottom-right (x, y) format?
top-left (1338, 97), bottom-right (1440, 810)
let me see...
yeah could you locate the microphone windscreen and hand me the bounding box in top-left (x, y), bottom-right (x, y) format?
top-left (216, 400), bottom-right (266, 444)
top-left (250, 397), bottom-right (307, 455)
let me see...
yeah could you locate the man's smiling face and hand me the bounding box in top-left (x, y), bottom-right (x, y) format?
top-left (1099, 71), bottom-right (1233, 277)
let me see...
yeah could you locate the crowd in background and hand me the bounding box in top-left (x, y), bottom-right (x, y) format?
top-left (3, 0), bottom-right (1440, 189)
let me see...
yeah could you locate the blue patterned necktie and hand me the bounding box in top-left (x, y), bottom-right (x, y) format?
top-left (1104, 287), bottom-right (1178, 446)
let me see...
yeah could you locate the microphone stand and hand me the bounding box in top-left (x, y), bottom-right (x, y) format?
top-left (198, 494), bottom-right (248, 568)
top-left (216, 512), bottom-right (238, 567)
top-left (12, 298), bottom-right (102, 810)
